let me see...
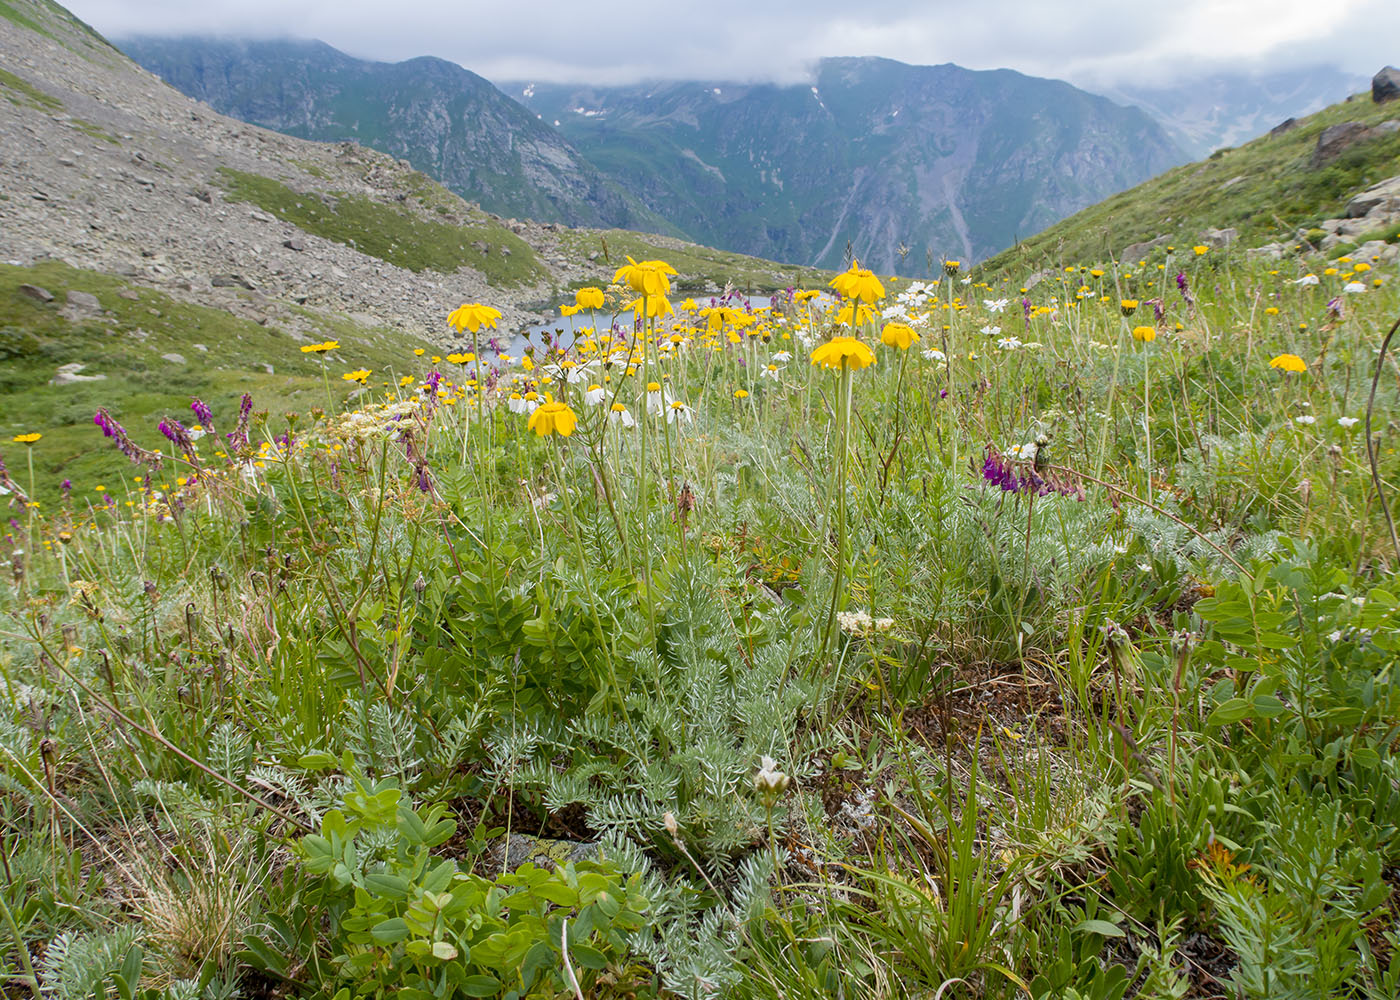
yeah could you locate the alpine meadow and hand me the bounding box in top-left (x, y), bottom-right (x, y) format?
top-left (4, 1), bottom-right (1400, 998)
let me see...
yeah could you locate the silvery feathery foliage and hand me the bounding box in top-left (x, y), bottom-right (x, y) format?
top-left (206, 722), bottom-right (253, 782)
top-left (39, 926), bottom-right (142, 1000)
top-left (345, 698), bottom-right (422, 781)
top-left (1124, 504), bottom-right (1283, 573)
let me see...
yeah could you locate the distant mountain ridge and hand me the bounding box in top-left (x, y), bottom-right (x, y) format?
top-left (508, 58), bottom-right (1186, 273)
top-left (117, 36), bottom-right (674, 235)
top-left (122, 38), bottom-right (1188, 274)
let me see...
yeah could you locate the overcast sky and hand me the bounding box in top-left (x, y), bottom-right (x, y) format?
top-left (63, 0), bottom-right (1399, 89)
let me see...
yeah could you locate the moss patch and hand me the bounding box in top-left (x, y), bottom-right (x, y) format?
top-left (0, 66), bottom-right (63, 111)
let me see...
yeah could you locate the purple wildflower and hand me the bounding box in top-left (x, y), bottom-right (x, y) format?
top-left (226, 394), bottom-right (253, 452)
top-left (982, 447), bottom-right (1022, 493)
top-left (158, 417), bottom-right (198, 460)
top-left (190, 397), bottom-right (216, 433)
top-left (94, 408), bottom-right (162, 467)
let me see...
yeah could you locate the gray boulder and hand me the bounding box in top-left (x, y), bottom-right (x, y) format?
top-left (1374, 66), bottom-right (1400, 104)
top-left (1345, 175), bottom-right (1400, 219)
top-left (1311, 122), bottom-right (1377, 167)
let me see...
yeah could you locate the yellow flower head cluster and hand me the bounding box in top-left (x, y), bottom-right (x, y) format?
top-left (836, 303), bottom-right (876, 328)
top-left (300, 340), bottom-right (340, 354)
top-left (1120, 299), bottom-right (1140, 317)
top-left (625, 295), bottom-right (674, 320)
top-left (527, 400), bottom-right (577, 437)
top-left (1269, 353), bottom-right (1307, 374)
top-left (829, 260), bottom-right (886, 304)
top-left (614, 257), bottom-right (678, 297)
top-left (446, 303), bottom-right (502, 334)
top-left (12, 432), bottom-right (42, 444)
top-left (341, 369), bottom-right (372, 384)
top-left (880, 322), bottom-right (919, 350)
top-left (1132, 325), bottom-right (1156, 343)
top-left (574, 286), bottom-right (606, 309)
top-left (810, 336), bottom-right (876, 371)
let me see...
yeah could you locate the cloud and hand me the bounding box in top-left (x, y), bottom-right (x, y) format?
top-left (66, 0), bottom-right (1400, 88)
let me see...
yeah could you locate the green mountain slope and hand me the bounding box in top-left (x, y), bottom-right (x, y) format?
top-left (982, 89), bottom-right (1400, 274)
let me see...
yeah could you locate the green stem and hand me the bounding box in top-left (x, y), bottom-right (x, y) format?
top-left (0, 886), bottom-right (38, 997)
top-left (821, 368), bottom-right (853, 658)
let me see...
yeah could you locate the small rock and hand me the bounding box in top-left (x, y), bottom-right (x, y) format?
top-left (1270, 117), bottom-right (1299, 137)
top-left (283, 238), bottom-right (306, 252)
top-left (161, 352), bottom-right (186, 365)
top-left (117, 289), bottom-right (139, 300)
top-left (1120, 235), bottom-right (1170, 265)
top-left (211, 273), bottom-right (255, 290)
top-left (18, 284), bottom-right (54, 303)
top-left (249, 210), bottom-right (275, 223)
top-left (472, 240), bottom-right (490, 254)
top-left (57, 156), bottom-right (75, 167)
top-left (1354, 240), bottom-right (1392, 261)
top-left (1373, 66), bottom-right (1400, 104)
top-left (193, 343), bottom-right (208, 352)
top-left (65, 290), bottom-right (100, 312)
top-left (1201, 227), bottom-right (1238, 249)
top-left (261, 363), bottom-right (274, 374)
top-left (51, 363), bottom-right (107, 386)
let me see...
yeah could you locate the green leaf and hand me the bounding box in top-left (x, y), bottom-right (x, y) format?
top-left (364, 873), bottom-right (412, 899)
top-left (1251, 694), bottom-right (1288, 718)
top-left (297, 751), bottom-right (339, 771)
top-left (1073, 919), bottom-right (1125, 939)
top-left (570, 943), bottom-right (609, 969)
top-left (370, 917), bottom-right (410, 944)
top-left (431, 941), bottom-right (459, 961)
top-left (530, 882), bottom-right (579, 907)
top-left (461, 974), bottom-right (503, 997)
top-left (1352, 745), bottom-right (1381, 769)
top-left (1206, 698), bottom-right (1253, 726)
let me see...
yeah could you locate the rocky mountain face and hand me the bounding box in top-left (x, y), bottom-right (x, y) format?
top-left (1094, 66), bottom-right (1370, 159)
top-left (122, 39), bottom-right (1186, 275)
top-left (117, 36), bottom-right (673, 234)
top-left (0, 0), bottom-right (676, 342)
top-left (508, 58), bottom-right (1188, 275)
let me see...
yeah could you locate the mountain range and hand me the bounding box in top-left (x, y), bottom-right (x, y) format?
top-left (120, 38), bottom-right (1186, 274)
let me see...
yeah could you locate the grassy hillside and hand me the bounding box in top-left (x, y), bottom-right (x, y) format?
top-left (983, 90), bottom-right (1400, 273)
top-left (0, 260), bottom-right (427, 501)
